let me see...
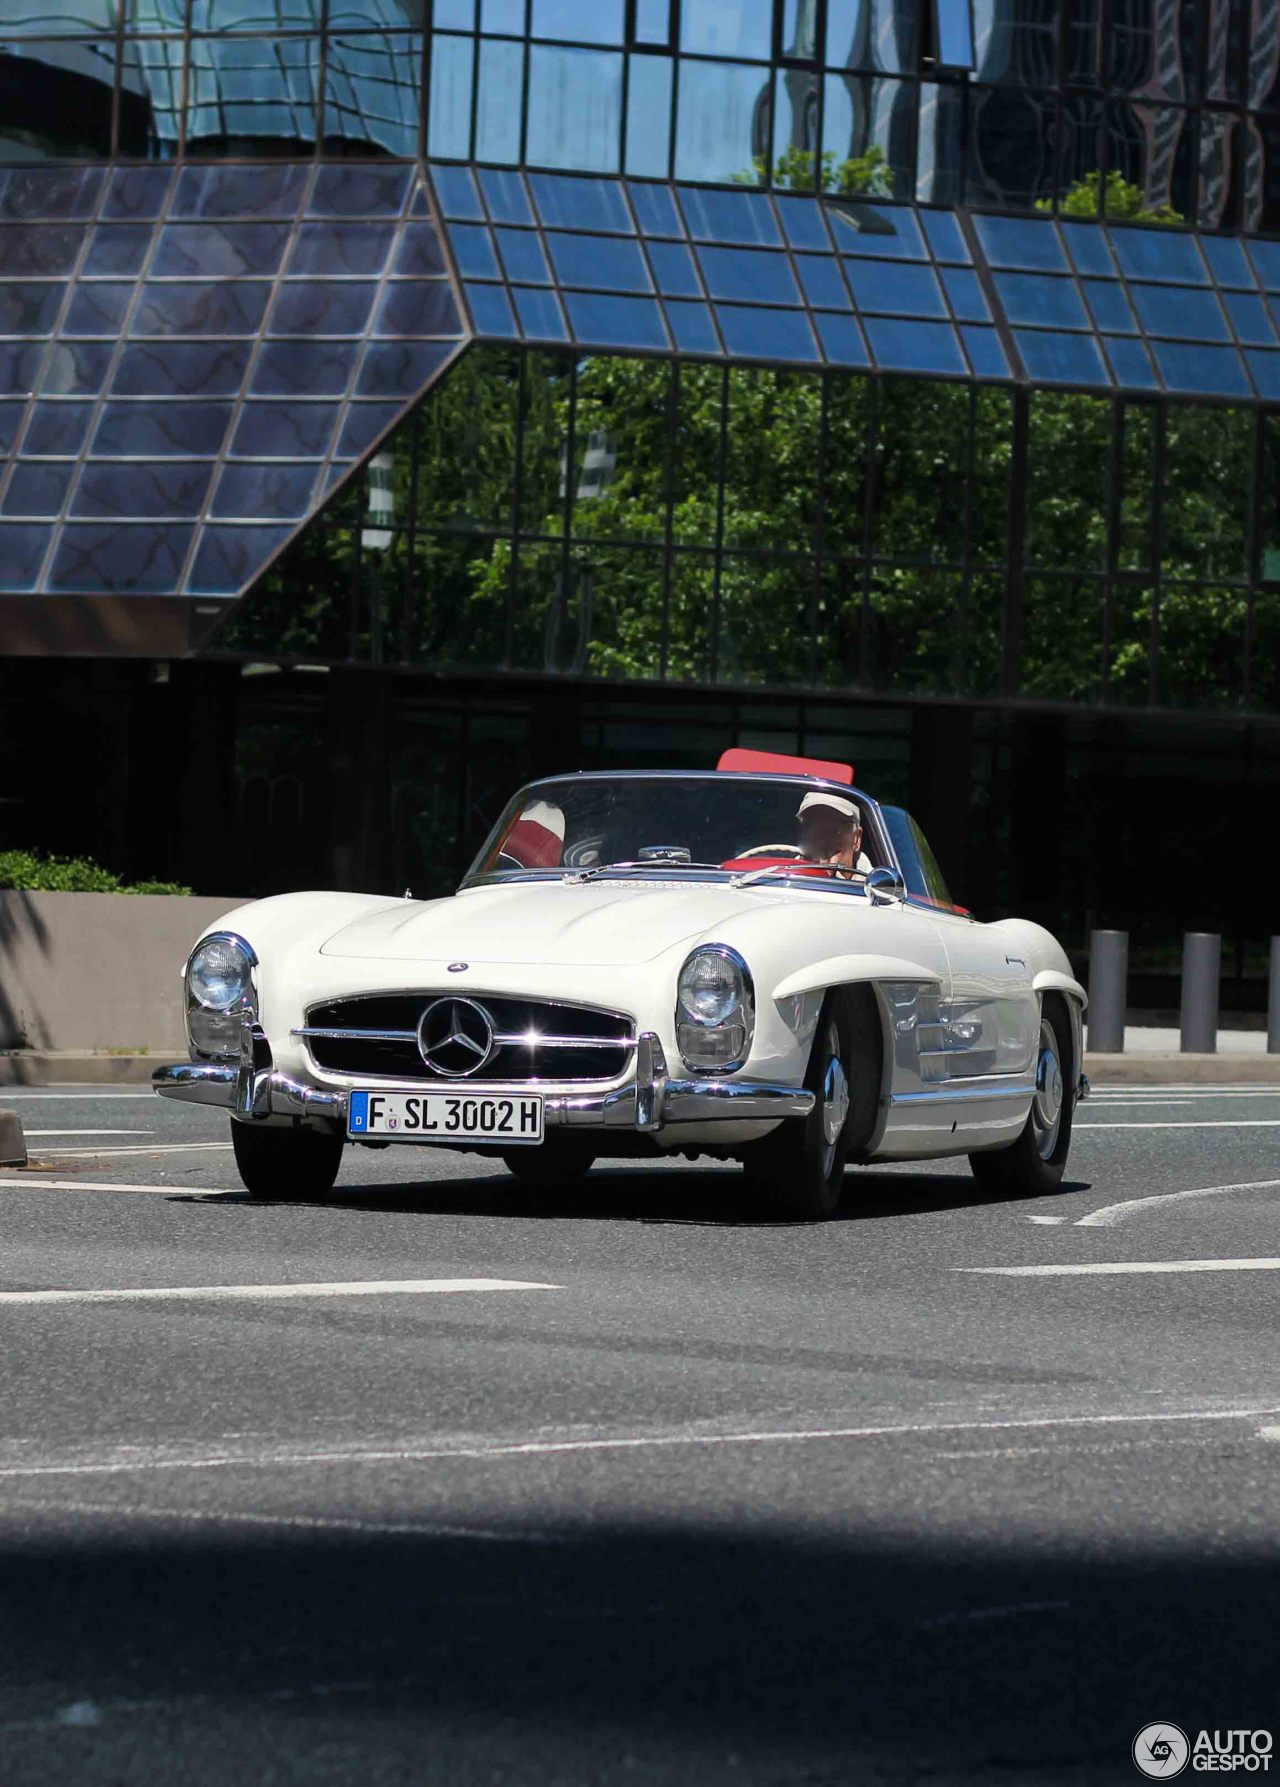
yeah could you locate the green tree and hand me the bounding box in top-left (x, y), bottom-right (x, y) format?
top-left (1037, 169), bottom-right (1182, 226)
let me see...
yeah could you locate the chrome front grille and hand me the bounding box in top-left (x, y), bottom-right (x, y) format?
top-left (297, 993), bottom-right (636, 1084)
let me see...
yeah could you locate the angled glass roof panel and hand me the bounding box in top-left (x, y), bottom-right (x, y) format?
top-left (511, 284), bottom-right (568, 338)
top-left (1244, 350), bottom-right (1280, 400)
top-left (478, 167), bottom-right (534, 224)
top-left (1222, 291), bottom-right (1277, 348)
top-left (1101, 336), bottom-right (1159, 390)
top-left (826, 202), bottom-right (927, 260)
top-left (0, 165), bottom-right (102, 219)
top-left (546, 230), bottom-right (651, 291)
top-left (845, 257), bottom-right (948, 318)
top-left (863, 316), bottom-right (967, 375)
top-left (564, 290), bottom-right (669, 349)
top-left (1059, 222), bottom-right (1115, 279)
top-left (920, 210), bottom-right (970, 264)
top-left (662, 299), bottom-right (721, 354)
top-left (530, 172), bottom-right (632, 233)
top-left (795, 254), bottom-right (851, 310)
top-left (1247, 239), bottom-right (1280, 292)
top-left (0, 163), bottom-right (460, 610)
top-left (1130, 283), bottom-right (1228, 342)
top-left (495, 226), bottom-right (553, 283)
top-left (993, 270), bottom-right (1089, 330)
top-left (1108, 226), bottom-right (1208, 285)
top-left (716, 305), bottom-right (818, 361)
top-left (432, 163), bottom-right (485, 221)
top-left (776, 196), bottom-right (833, 253)
top-left (1152, 339), bottom-right (1249, 397)
top-left (941, 267), bottom-right (990, 322)
top-left (813, 312), bottom-right (869, 367)
top-left (464, 281), bottom-right (520, 335)
top-left (678, 186), bottom-right (781, 247)
top-left (449, 222), bottom-right (500, 278)
top-left (960, 325), bottom-right (1012, 379)
top-left (1081, 278), bottom-right (1137, 333)
top-left (627, 182), bottom-right (683, 237)
top-left (696, 246), bottom-right (800, 305)
top-left (1013, 330), bottom-right (1110, 386)
top-left (973, 214), bottom-right (1068, 273)
top-left (1200, 235), bottom-right (1256, 290)
top-left (646, 239), bottom-right (701, 297)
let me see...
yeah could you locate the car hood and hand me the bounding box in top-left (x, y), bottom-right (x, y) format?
top-left (318, 878), bottom-right (765, 968)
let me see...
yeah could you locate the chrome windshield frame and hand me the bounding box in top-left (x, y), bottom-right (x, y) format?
top-left (458, 771), bottom-right (902, 894)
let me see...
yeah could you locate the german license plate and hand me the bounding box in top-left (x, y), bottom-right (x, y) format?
top-left (347, 1089), bottom-right (544, 1145)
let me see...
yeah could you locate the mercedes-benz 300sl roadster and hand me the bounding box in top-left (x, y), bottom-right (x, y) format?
top-left (154, 750), bottom-right (1088, 1220)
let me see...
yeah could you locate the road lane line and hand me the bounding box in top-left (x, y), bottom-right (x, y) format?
top-left (0, 1496), bottom-right (566, 1545)
top-left (961, 1257), bottom-right (1280, 1277)
top-left (0, 1093), bottom-right (157, 1100)
top-left (0, 1278), bottom-right (559, 1308)
top-left (1076, 1177), bottom-right (1280, 1228)
top-left (0, 1179), bottom-right (236, 1196)
top-left (24, 1130), bottom-right (153, 1138)
top-left (34, 1142), bottom-right (233, 1157)
top-left (0, 1405), bottom-right (1276, 1482)
top-left (1075, 1120), bottom-right (1280, 1130)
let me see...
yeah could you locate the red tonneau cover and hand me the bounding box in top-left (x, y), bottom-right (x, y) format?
top-left (717, 747), bottom-right (854, 784)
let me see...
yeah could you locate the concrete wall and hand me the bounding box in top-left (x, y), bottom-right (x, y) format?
top-left (0, 892), bottom-right (246, 1053)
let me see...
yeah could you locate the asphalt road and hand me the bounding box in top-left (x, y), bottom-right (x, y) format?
top-left (1, 1084), bottom-right (1278, 1786)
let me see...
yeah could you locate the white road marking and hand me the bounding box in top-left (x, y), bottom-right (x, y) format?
top-left (0, 1404), bottom-right (1275, 1483)
top-left (918, 1600), bottom-right (1070, 1632)
top-left (24, 1130), bottom-right (153, 1138)
top-left (0, 1092), bottom-right (158, 1100)
top-left (1259, 1426), bottom-right (1280, 1442)
top-left (1076, 1120), bottom-right (1280, 1130)
top-left (1025, 1214), bottom-right (1066, 1224)
top-left (1088, 1086), bottom-right (1280, 1097)
top-left (34, 1142), bottom-right (234, 1157)
top-left (961, 1257), bottom-right (1280, 1278)
top-left (0, 1495), bottom-right (565, 1545)
top-left (0, 1178), bottom-right (235, 1196)
top-left (0, 1277), bottom-right (559, 1308)
top-left (1076, 1177), bottom-right (1280, 1228)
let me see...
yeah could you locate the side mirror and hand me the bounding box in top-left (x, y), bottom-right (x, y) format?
top-left (866, 866), bottom-right (907, 906)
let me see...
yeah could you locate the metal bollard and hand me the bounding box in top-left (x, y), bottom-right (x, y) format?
top-left (1087, 930), bottom-right (1128, 1053)
top-left (1269, 938), bottom-right (1280, 1055)
top-left (1181, 933), bottom-right (1221, 1054)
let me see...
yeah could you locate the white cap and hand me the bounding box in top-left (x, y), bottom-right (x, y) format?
top-left (796, 791), bottom-right (861, 824)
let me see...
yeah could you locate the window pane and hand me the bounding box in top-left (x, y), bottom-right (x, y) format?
top-left (974, 212), bottom-right (1068, 272)
top-left (548, 229), bottom-right (650, 290)
top-left (680, 0), bottom-right (770, 60)
top-left (1013, 329), bottom-right (1110, 386)
top-left (1025, 391), bottom-right (1110, 571)
top-left (869, 377), bottom-right (969, 563)
top-left (1022, 575), bottom-right (1105, 701)
top-left (717, 555), bottom-right (814, 684)
top-left (670, 360), bottom-right (724, 545)
top-left (625, 52), bottom-right (671, 177)
top-left (531, 0), bottom-right (624, 43)
top-left (1157, 586), bottom-right (1246, 709)
top-left (569, 355), bottom-right (670, 544)
top-left (866, 570), bottom-right (961, 695)
top-left (994, 270), bottom-right (1088, 329)
top-left (1162, 406), bottom-right (1251, 583)
top-left (1152, 340), bottom-right (1249, 397)
top-left (820, 374), bottom-right (870, 554)
top-left (475, 36), bottom-right (523, 163)
top-left (675, 57), bottom-right (769, 184)
top-left (526, 44), bottom-right (622, 172)
top-left (863, 316), bottom-right (966, 374)
top-left (678, 183), bottom-right (780, 245)
top-left (697, 245), bottom-right (799, 304)
top-left (564, 290), bottom-right (668, 348)
top-left (844, 258), bottom-right (947, 317)
top-left (721, 365), bottom-right (821, 551)
top-left (1129, 282), bottom-right (1228, 342)
top-left (715, 304), bottom-right (818, 360)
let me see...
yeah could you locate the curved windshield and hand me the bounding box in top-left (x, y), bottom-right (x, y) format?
top-left (466, 775), bottom-right (884, 884)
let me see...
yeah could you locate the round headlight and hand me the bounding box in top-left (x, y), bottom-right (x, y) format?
top-left (187, 934), bottom-right (255, 1011)
top-left (678, 949), bottom-right (744, 1027)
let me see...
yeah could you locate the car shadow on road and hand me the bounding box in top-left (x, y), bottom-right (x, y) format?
top-left (177, 1168), bottom-right (1091, 1227)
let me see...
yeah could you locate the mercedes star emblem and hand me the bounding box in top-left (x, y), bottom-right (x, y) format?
top-left (417, 996), bottom-right (495, 1078)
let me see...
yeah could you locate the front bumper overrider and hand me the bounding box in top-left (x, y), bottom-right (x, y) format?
top-left (153, 1027), bottom-right (815, 1134)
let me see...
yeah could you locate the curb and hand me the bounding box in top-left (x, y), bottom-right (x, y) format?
top-left (0, 1053), bottom-right (179, 1087)
top-left (1085, 1052), bottom-right (1280, 1086)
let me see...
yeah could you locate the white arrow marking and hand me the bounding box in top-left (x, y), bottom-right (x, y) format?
top-left (1075, 1177), bottom-right (1280, 1228)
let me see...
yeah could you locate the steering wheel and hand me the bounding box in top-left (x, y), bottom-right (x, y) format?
top-left (736, 843), bottom-right (809, 859)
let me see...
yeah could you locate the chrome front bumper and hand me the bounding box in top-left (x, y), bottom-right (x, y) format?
top-left (153, 1028), bottom-right (814, 1134)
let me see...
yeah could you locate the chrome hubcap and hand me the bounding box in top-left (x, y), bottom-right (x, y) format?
top-left (1030, 1019), bottom-right (1064, 1161)
top-left (820, 1021), bottom-right (850, 1169)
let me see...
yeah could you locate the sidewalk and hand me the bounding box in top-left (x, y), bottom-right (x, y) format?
top-left (1085, 1026), bottom-right (1280, 1086)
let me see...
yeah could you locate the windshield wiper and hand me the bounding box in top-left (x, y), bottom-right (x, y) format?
top-left (730, 862), bottom-right (851, 889)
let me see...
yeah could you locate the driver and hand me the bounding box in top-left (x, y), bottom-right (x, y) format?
top-left (797, 791), bottom-right (872, 877)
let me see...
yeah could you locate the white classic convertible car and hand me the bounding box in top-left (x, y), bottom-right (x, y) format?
top-left (155, 750), bottom-right (1088, 1219)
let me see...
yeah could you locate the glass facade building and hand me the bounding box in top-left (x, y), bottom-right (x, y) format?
top-left (1, 2), bottom-right (1278, 997)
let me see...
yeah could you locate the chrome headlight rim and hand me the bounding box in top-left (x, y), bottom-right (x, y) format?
top-left (186, 930), bottom-right (259, 1014)
top-left (676, 944), bottom-right (755, 1076)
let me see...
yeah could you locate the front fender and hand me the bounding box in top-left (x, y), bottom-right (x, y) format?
top-left (771, 953), bottom-right (944, 1001)
top-left (1032, 968), bottom-right (1088, 1010)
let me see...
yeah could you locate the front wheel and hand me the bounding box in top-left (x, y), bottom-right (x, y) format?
top-left (968, 1001), bottom-right (1075, 1197)
top-left (231, 1120), bottom-right (344, 1200)
top-left (741, 992), bottom-right (854, 1220)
